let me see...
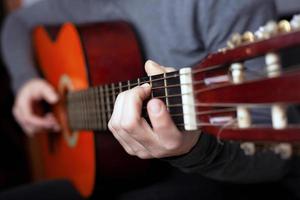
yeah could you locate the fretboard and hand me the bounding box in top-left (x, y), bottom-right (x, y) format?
top-left (66, 70), bottom-right (188, 131)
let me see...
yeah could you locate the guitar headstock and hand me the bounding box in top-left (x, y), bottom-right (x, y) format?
top-left (191, 15), bottom-right (300, 158)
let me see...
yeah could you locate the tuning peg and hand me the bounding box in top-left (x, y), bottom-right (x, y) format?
top-left (291, 15), bottom-right (300, 30)
top-left (227, 33), bottom-right (242, 49)
top-left (242, 31), bottom-right (255, 43)
top-left (278, 20), bottom-right (291, 33)
top-left (255, 21), bottom-right (278, 40)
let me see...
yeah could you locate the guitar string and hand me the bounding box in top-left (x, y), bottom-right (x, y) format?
top-left (67, 65), bottom-right (299, 129)
top-left (69, 63), bottom-right (275, 100)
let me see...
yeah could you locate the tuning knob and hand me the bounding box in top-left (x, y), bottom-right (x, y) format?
top-left (278, 20), bottom-right (291, 33)
top-left (255, 21), bottom-right (278, 40)
top-left (242, 31), bottom-right (255, 43)
top-left (291, 15), bottom-right (300, 31)
top-left (227, 33), bottom-right (242, 48)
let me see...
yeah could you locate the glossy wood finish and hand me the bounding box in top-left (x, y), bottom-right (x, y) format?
top-left (33, 23), bottom-right (95, 197)
top-left (192, 30), bottom-right (300, 142)
top-left (31, 22), bottom-right (149, 197)
top-left (195, 31), bottom-right (300, 69)
top-left (78, 22), bottom-right (149, 179)
top-left (196, 71), bottom-right (300, 104)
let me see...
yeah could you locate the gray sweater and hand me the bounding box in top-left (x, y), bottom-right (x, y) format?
top-left (1, 0), bottom-right (292, 183)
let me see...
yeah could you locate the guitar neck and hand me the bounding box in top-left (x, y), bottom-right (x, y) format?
top-left (66, 68), bottom-right (197, 132)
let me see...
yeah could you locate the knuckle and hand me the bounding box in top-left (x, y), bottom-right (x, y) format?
top-left (136, 151), bottom-right (151, 159)
top-left (108, 120), bottom-right (114, 131)
top-left (108, 120), bottom-right (120, 131)
top-left (125, 148), bottom-right (135, 156)
top-left (164, 140), bottom-right (182, 151)
top-left (151, 151), bottom-right (163, 158)
top-left (120, 119), bottom-right (139, 132)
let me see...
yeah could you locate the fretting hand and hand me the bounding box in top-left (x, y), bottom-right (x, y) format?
top-left (108, 60), bottom-right (200, 159)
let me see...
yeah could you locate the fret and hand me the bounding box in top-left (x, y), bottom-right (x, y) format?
top-left (137, 78), bottom-right (141, 86)
top-left (95, 87), bottom-right (102, 130)
top-left (99, 86), bottom-right (107, 130)
top-left (149, 76), bottom-right (154, 98)
top-left (130, 80), bottom-right (137, 89)
top-left (165, 71), bottom-right (184, 127)
top-left (81, 91), bottom-right (85, 129)
top-left (91, 88), bottom-right (97, 129)
top-left (81, 91), bottom-right (85, 130)
top-left (121, 81), bottom-right (127, 92)
top-left (80, 92), bottom-right (85, 130)
top-left (111, 83), bottom-right (116, 103)
top-left (151, 74), bottom-right (166, 104)
top-left (127, 80), bottom-right (131, 90)
top-left (119, 82), bottom-right (122, 93)
top-left (163, 73), bottom-right (170, 111)
top-left (86, 90), bottom-right (91, 129)
top-left (105, 85), bottom-right (112, 120)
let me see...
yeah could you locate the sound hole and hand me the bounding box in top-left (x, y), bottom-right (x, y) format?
top-left (58, 75), bottom-right (79, 148)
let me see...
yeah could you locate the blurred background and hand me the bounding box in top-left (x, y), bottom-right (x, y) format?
top-left (0, 0), bottom-right (299, 198)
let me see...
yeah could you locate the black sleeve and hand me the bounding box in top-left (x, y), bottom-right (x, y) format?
top-left (166, 0), bottom-right (292, 183)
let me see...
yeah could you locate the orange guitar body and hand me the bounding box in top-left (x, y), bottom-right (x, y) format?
top-left (30, 22), bottom-right (148, 197)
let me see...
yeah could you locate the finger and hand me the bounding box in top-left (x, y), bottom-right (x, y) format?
top-left (165, 67), bottom-right (176, 72)
top-left (45, 113), bottom-right (61, 131)
top-left (115, 85), bottom-right (152, 145)
top-left (32, 81), bottom-right (59, 104)
top-left (145, 60), bottom-right (167, 76)
top-left (109, 92), bottom-right (135, 154)
top-left (119, 84), bottom-right (155, 143)
top-left (18, 100), bottom-right (57, 128)
top-left (147, 99), bottom-right (182, 146)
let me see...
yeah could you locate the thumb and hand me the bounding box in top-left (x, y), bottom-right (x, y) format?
top-left (145, 60), bottom-right (173, 76)
top-left (39, 82), bottom-right (59, 104)
top-left (147, 99), bottom-right (179, 140)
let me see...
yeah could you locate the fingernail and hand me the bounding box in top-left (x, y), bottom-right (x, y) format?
top-left (141, 83), bottom-right (151, 88)
top-left (147, 60), bottom-right (159, 67)
top-left (49, 94), bottom-right (59, 103)
top-left (149, 100), bottom-right (162, 114)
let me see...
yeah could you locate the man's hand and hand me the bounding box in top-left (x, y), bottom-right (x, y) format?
top-left (13, 78), bottom-right (60, 137)
top-left (108, 60), bottom-right (200, 159)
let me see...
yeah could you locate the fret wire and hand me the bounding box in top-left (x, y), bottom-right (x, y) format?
top-left (80, 92), bottom-right (85, 128)
top-left (105, 85), bottom-right (112, 120)
top-left (99, 86), bottom-right (107, 130)
top-left (91, 89), bottom-right (97, 129)
top-left (89, 90), bottom-right (93, 129)
top-left (87, 90), bottom-right (91, 129)
top-left (149, 76), bottom-right (154, 98)
top-left (137, 78), bottom-right (141, 86)
top-left (81, 91), bottom-right (84, 129)
top-left (95, 87), bottom-right (102, 129)
top-left (119, 82), bottom-right (122, 93)
top-left (163, 73), bottom-right (170, 111)
top-left (128, 80), bottom-right (130, 90)
top-left (111, 83), bottom-right (116, 103)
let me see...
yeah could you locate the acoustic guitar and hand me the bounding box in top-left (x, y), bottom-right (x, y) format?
top-left (29, 16), bottom-right (300, 197)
